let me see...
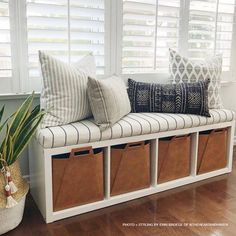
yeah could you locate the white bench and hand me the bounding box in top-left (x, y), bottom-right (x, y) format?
top-left (29, 109), bottom-right (235, 223)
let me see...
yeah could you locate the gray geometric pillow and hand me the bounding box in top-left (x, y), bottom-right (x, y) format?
top-left (169, 49), bottom-right (223, 109)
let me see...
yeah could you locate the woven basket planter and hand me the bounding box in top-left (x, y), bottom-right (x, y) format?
top-left (0, 161), bottom-right (29, 234)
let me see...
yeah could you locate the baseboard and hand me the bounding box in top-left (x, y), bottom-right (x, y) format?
top-left (234, 136), bottom-right (236, 146)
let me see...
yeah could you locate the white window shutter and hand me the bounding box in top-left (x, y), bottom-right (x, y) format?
top-left (122, 0), bottom-right (156, 73)
top-left (216, 0), bottom-right (236, 71)
top-left (188, 0), bottom-right (236, 71)
top-left (26, 0), bottom-right (105, 86)
top-left (27, 0), bottom-right (69, 80)
top-left (0, 0), bottom-right (11, 78)
top-left (70, 0), bottom-right (105, 75)
top-left (122, 0), bottom-right (180, 74)
top-left (155, 0), bottom-right (180, 72)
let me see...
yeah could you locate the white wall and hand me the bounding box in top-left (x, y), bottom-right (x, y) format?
top-left (221, 83), bottom-right (236, 112)
top-left (0, 84), bottom-right (235, 177)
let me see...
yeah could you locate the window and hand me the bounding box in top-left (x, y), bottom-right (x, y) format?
top-left (121, 0), bottom-right (236, 74)
top-left (26, 0), bottom-right (105, 82)
top-left (188, 0), bottom-right (236, 71)
top-left (122, 0), bottom-right (180, 73)
top-left (0, 0), bottom-right (236, 94)
top-left (0, 0), bottom-right (12, 93)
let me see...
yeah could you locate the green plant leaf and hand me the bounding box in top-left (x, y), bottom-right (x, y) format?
top-left (11, 113), bottom-right (44, 164)
top-left (9, 92), bottom-right (34, 137)
top-left (0, 118), bottom-right (8, 134)
top-left (0, 113), bottom-right (14, 156)
top-left (19, 105), bottom-right (41, 130)
top-left (2, 124), bottom-right (10, 164)
top-left (6, 135), bottom-right (13, 164)
top-left (0, 105), bottom-right (5, 123)
top-left (12, 105), bottom-right (41, 143)
top-left (0, 92), bottom-right (45, 165)
top-left (13, 110), bottom-right (45, 153)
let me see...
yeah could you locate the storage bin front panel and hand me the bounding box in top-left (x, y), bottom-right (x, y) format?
top-left (197, 129), bottom-right (228, 174)
top-left (158, 135), bottom-right (191, 183)
top-left (52, 148), bottom-right (104, 211)
top-left (110, 142), bottom-right (150, 196)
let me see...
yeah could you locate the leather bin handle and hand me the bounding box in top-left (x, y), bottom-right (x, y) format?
top-left (211, 128), bottom-right (227, 134)
top-left (202, 128), bottom-right (227, 136)
top-left (125, 141), bottom-right (145, 150)
top-left (70, 146), bottom-right (94, 158)
top-left (171, 134), bottom-right (190, 141)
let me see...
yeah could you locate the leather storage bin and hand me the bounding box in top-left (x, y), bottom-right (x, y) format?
top-left (197, 128), bottom-right (228, 174)
top-left (158, 135), bottom-right (191, 183)
top-left (110, 141), bottom-right (150, 196)
top-left (52, 147), bottom-right (104, 211)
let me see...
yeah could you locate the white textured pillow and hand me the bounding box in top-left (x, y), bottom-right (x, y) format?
top-left (169, 49), bottom-right (223, 109)
top-left (87, 76), bottom-right (131, 131)
top-left (39, 51), bottom-right (96, 128)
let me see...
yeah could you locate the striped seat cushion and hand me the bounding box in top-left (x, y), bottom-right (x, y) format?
top-left (36, 109), bottom-right (235, 148)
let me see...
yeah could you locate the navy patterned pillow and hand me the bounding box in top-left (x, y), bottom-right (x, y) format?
top-left (128, 78), bottom-right (210, 117)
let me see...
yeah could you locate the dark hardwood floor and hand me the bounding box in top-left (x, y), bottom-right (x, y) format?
top-left (5, 148), bottom-right (236, 236)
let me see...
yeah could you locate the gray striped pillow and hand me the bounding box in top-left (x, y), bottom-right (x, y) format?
top-left (39, 51), bottom-right (96, 128)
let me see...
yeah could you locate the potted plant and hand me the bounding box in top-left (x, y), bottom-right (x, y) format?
top-left (0, 93), bottom-right (45, 235)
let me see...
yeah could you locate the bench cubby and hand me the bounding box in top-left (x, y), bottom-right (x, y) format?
top-left (52, 147), bottom-right (104, 211)
top-left (110, 141), bottom-right (150, 196)
top-left (158, 135), bottom-right (191, 184)
top-left (197, 128), bottom-right (228, 175)
top-left (29, 117), bottom-right (235, 223)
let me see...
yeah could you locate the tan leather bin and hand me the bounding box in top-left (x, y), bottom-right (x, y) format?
top-left (197, 128), bottom-right (228, 174)
top-left (110, 141), bottom-right (150, 196)
top-left (52, 147), bottom-right (104, 211)
top-left (158, 135), bottom-right (191, 183)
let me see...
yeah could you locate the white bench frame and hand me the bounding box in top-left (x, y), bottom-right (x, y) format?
top-left (29, 120), bottom-right (235, 223)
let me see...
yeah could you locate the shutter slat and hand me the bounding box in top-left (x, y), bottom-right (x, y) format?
top-left (122, 0), bottom-right (180, 73)
top-left (0, 0), bottom-right (11, 78)
top-left (27, 0), bottom-right (105, 78)
top-left (188, 0), bottom-right (235, 71)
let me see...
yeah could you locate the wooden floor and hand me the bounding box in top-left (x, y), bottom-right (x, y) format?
top-left (5, 148), bottom-right (236, 236)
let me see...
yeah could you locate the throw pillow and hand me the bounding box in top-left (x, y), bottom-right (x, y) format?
top-left (128, 78), bottom-right (210, 117)
top-left (87, 76), bottom-right (131, 130)
top-left (39, 51), bottom-right (96, 128)
top-left (169, 49), bottom-right (223, 109)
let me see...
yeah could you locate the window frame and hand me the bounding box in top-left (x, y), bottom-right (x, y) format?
top-left (1, 0), bottom-right (236, 95)
top-left (116, 0), bottom-right (236, 81)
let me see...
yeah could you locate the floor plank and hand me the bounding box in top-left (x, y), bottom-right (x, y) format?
top-left (3, 148), bottom-right (236, 236)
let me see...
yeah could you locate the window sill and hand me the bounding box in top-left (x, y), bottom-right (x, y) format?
top-left (0, 80), bottom-right (235, 101)
top-left (221, 80), bottom-right (236, 87)
top-left (0, 92), bottom-right (40, 101)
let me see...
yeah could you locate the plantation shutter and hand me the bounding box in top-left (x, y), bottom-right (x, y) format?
top-left (70, 0), bottom-right (105, 75)
top-left (122, 0), bottom-right (156, 73)
top-left (122, 0), bottom-right (180, 73)
top-left (26, 0), bottom-right (105, 89)
top-left (27, 0), bottom-right (68, 80)
top-left (188, 0), bottom-right (236, 71)
top-left (0, 0), bottom-right (12, 93)
top-left (216, 0), bottom-right (236, 71)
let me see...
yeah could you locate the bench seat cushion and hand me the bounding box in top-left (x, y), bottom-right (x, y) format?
top-left (36, 109), bottom-right (235, 148)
